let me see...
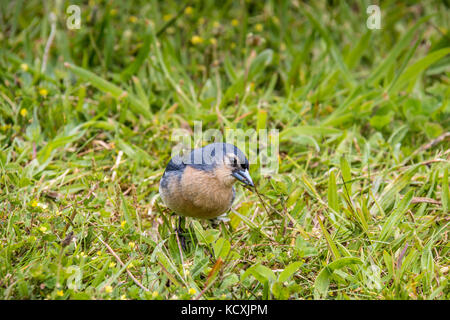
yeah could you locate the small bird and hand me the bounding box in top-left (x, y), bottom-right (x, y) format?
top-left (159, 143), bottom-right (254, 222)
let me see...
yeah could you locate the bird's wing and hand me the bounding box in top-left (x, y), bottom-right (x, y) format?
top-left (164, 156), bottom-right (186, 173)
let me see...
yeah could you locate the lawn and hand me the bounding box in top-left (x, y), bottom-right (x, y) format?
top-left (0, 0), bottom-right (449, 300)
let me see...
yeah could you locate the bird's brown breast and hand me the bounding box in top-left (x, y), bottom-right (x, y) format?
top-left (161, 166), bottom-right (234, 219)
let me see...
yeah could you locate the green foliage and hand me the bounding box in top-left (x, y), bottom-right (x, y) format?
top-left (0, 0), bottom-right (449, 300)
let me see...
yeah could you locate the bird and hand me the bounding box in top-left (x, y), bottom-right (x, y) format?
top-left (159, 143), bottom-right (254, 234)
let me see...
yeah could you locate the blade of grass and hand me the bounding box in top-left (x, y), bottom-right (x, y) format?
top-left (367, 15), bottom-right (431, 85)
top-left (64, 62), bottom-right (152, 119)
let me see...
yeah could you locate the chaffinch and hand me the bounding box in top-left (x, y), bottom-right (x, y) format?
top-left (159, 142), bottom-right (254, 220)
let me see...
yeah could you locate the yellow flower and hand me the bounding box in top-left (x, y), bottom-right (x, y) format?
top-left (109, 262), bottom-right (116, 268)
top-left (129, 16), bottom-right (138, 23)
top-left (20, 63), bottom-right (29, 71)
top-left (231, 19), bottom-right (239, 27)
top-left (39, 226), bottom-right (47, 233)
top-left (191, 35), bottom-right (203, 45)
top-left (39, 88), bottom-right (48, 97)
top-left (230, 42), bottom-right (236, 49)
top-left (1, 124), bottom-right (11, 131)
top-left (198, 17), bottom-right (205, 25)
top-left (255, 23), bottom-right (263, 32)
top-left (127, 261), bottom-right (134, 269)
top-left (110, 9), bottom-right (117, 16)
top-left (20, 108), bottom-right (28, 117)
top-left (128, 241), bottom-right (135, 249)
top-left (213, 21), bottom-right (220, 28)
top-left (163, 14), bottom-right (172, 22)
top-left (221, 294), bottom-right (226, 299)
top-left (184, 6), bottom-right (193, 15)
top-left (152, 291), bottom-right (158, 298)
top-left (209, 38), bottom-right (217, 45)
top-left (120, 294), bottom-right (127, 300)
top-left (31, 199), bottom-right (38, 207)
top-left (104, 285), bottom-right (113, 293)
top-left (121, 220), bottom-right (126, 228)
top-left (96, 250), bottom-right (102, 256)
top-left (56, 290), bottom-right (64, 297)
top-left (188, 288), bottom-right (196, 295)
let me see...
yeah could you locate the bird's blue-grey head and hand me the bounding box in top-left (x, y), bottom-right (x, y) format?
top-left (187, 142), bottom-right (254, 187)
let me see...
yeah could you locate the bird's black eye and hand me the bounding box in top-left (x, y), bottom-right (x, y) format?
top-left (233, 157), bottom-right (238, 167)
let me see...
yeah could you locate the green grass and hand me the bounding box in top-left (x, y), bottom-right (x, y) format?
top-left (0, 0), bottom-right (449, 300)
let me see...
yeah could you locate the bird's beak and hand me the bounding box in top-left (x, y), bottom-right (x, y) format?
top-left (232, 169), bottom-right (254, 187)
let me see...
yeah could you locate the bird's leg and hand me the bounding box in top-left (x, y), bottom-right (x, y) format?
top-left (176, 216), bottom-right (186, 250)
